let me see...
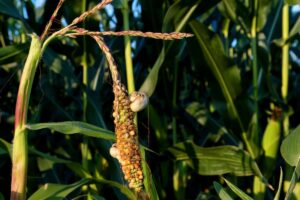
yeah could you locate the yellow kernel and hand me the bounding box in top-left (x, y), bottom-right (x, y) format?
top-left (136, 170), bottom-right (142, 175)
top-left (129, 130), bottom-right (135, 136)
top-left (124, 174), bottom-right (130, 180)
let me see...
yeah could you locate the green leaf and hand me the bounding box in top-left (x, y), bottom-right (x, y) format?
top-left (0, 43), bottom-right (29, 65)
top-left (189, 20), bottom-right (243, 131)
top-left (285, 164), bottom-right (300, 200)
top-left (138, 46), bottom-right (165, 96)
top-left (149, 105), bottom-right (169, 149)
top-left (257, 0), bottom-right (274, 30)
top-left (289, 16), bottom-right (300, 40)
top-left (0, 1), bottom-right (23, 19)
top-left (262, 118), bottom-right (281, 177)
top-left (43, 48), bottom-right (77, 80)
top-left (92, 178), bottom-right (136, 199)
top-left (274, 167), bottom-right (283, 200)
top-left (189, 20), bottom-right (241, 100)
top-left (141, 148), bottom-right (159, 200)
top-left (281, 125), bottom-right (300, 167)
top-left (28, 178), bottom-right (136, 200)
top-left (273, 16), bottom-right (300, 46)
top-left (214, 182), bottom-right (234, 200)
top-left (285, 0), bottom-right (300, 5)
top-left (162, 0), bottom-right (202, 33)
top-left (0, 192), bottom-right (4, 200)
top-left (224, 178), bottom-right (253, 200)
top-left (139, 0), bottom-right (199, 96)
top-left (31, 146), bottom-right (138, 198)
top-left (30, 147), bottom-right (91, 178)
top-left (218, 0), bottom-right (251, 32)
top-left (166, 141), bottom-right (260, 176)
top-left (0, 138), bottom-right (11, 157)
top-left (26, 121), bottom-right (115, 141)
top-left (28, 179), bottom-right (90, 200)
top-left (281, 126), bottom-right (300, 199)
top-left (185, 102), bottom-right (208, 126)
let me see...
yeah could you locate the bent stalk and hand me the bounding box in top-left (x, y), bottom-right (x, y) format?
top-left (11, 35), bottom-right (42, 200)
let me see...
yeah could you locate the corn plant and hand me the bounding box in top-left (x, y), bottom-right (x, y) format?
top-left (1, 0), bottom-right (300, 200)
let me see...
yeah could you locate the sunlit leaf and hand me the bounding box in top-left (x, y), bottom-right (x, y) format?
top-left (274, 167), bottom-right (283, 200)
top-left (224, 178), bottom-right (253, 200)
top-left (26, 121), bottom-right (115, 141)
top-left (28, 178), bottom-right (135, 200)
top-left (262, 118), bottom-right (280, 177)
top-left (166, 141), bottom-right (260, 176)
top-left (214, 182), bottom-right (234, 200)
top-left (281, 125), bottom-right (300, 167)
top-left (281, 125), bottom-right (300, 199)
top-left (285, 0), bottom-right (300, 5)
top-left (289, 16), bottom-right (300, 40)
top-left (28, 179), bottom-right (90, 200)
top-left (284, 165), bottom-right (300, 200)
top-left (141, 149), bottom-right (159, 200)
top-left (257, 0), bottom-right (274, 30)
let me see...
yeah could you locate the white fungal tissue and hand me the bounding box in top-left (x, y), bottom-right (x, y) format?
top-left (109, 143), bottom-right (120, 160)
top-left (129, 91), bottom-right (149, 112)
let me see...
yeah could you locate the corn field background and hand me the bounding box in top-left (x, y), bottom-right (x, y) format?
top-left (1, 0), bottom-right (300, 199)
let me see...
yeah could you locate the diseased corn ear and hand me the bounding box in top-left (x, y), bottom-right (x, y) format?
top-left (111, 83), bottom-right (144, 192)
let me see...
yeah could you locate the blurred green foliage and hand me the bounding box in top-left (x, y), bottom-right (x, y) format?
top-left (1, 0), bottom-right (300, 199)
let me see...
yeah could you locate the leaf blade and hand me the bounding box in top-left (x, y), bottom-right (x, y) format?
top-left (214, 182), bottom-right (234, 200)
top-left (224, 178), bottom-right (253, 200)
top-left (280, 125), bottom-right (300, 166)
top-left (26, 121), bottom-right (115, 141)
top-left (166, 141), bottom-right (260, 176)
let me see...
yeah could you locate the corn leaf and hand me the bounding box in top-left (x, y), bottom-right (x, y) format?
top-left (285, 0), bottom-right (300, 5)
top-left (189, 20), bottom-right (243, 132)
top-left (28, 179), bottom-right (90, 200)
top-left (139, 0), bottom-right (200, 96)
top-left (257, 0), bottom-right (274, 31)
top-left (284, 165), bottom-right (300, 200)
top-left (214, 182), bottom-right (234, 200)
top-left (281, 125), bottom-right (300, 167)
top-left (224, 178), bottom-right (253, 200)
top-left (26, 121), bottom-right (115, 141)
top-left (281, 125), bottom-right (300, 199)
top-left (30, 147), bottom-right (91, 178)
top-left (262, 118), bottom-right (280, 177)
top-left (0, 1), bottom-right (23, 19)
top-left (166, 141), bottom-right (260, 176)
top-left (274, 167), bottom-right (283, 200)
top-left (218, 0), bottom-right (251, 32)
top-left (0, 43), bottom-right (29, 65)
top-left (0, 138), bottom-right (11, 157)
top-left (28, 178), bottom-right (136, 200)
top-left (43, 48), bottom-right (77, 80)
top-left (142, 161), bottom-right (159, 200)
